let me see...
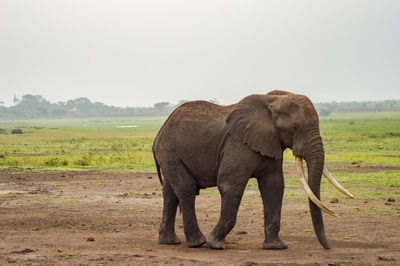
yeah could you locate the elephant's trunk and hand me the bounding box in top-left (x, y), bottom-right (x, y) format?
top-left (304, 134), bottom-right (331, 249)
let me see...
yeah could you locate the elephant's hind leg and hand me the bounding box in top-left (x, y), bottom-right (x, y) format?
top-left (159, 181), bottom-right (181, 245)
top-left (177, 189), bottom-right (206, 247)
top-left (162, 160), bottom-right (206, 247)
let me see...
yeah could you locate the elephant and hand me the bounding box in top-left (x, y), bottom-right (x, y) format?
top-left (152, 90), bottom-right (353, 250)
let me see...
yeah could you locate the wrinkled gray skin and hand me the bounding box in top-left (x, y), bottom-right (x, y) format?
top-left (153, 90), bottom-right (330, 250)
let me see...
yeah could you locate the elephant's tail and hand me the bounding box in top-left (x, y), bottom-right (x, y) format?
top-left (153, 151), bottom-right (163, 185)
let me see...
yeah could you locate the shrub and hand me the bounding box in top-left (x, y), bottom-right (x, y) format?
top-left (11, 129), bottom-right (23, 134)
top-left (44, 158), bottom-right (68, 167)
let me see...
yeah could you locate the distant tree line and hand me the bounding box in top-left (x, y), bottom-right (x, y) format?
top-left (0, 94), bottom-right (191, 119)
top-left (0, 94), bottom-right (399, 119)
top-left (314, 100), bottom-right (400, 116)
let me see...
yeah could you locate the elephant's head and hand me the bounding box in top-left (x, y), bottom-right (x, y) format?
top-left (226, 90), bottom-right (353, 249)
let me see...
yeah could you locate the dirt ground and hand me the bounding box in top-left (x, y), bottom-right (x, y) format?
top-left (0, 165), bottom-right (399, 265)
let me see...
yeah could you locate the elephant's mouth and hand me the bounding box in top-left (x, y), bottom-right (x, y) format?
top-left (295, 156), bottom-right (354, 217)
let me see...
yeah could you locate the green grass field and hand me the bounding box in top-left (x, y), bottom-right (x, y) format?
top-left (0, 112), bottom-right (399, 203)
top-left (0, 112), bottom-right (399, 172)
top-left (0, 117), bottom-right (164, 172)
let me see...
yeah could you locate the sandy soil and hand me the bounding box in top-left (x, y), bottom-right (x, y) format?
top-left (0, 165), bottom-right (399, 265)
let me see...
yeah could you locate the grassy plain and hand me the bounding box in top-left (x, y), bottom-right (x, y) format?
top-left (0, 112), bottom-right (399, 199)
top-left (1, 113), bottom-right (400, 265)
top-left (1, 112), bottom-right (399, 170)
top-left (0, 117), bottom-right (164, 172)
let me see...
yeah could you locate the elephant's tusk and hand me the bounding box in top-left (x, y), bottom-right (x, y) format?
top-left (323, 168), bottom-right (354, 198)
top-left (295, 157), bottom-right (338, 217)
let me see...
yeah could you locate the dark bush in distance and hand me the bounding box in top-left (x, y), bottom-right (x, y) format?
top-left (11, 129), bottom-right (23, 134)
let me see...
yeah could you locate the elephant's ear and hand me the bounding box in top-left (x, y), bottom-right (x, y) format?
top-left (226, 94), bottom-right (283, 160)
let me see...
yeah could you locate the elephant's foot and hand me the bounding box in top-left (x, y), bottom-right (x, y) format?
top-left (206, 234), bottom-right (226, 250)
top-left (186, 232), bottom-right (206, 247)
top-left (159, 232), bottom-right (181, 245)
top-left (263, 238), bottom-right (288, 250)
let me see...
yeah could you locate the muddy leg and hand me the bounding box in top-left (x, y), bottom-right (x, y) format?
top-left (162, 160), bottom-right (205, 247)
top-left (177, 190), bottom-right (206, 247)
top-left (159, 181), bottom-right (181, 245)
top-left (257, 168), bottom-right (288, 249)
top-left (207, 174), bottom-right (248, 249)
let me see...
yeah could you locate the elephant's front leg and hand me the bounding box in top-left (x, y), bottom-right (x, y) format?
top-left (207, 174), bottom-right (248, 249)
top-left (257, 168), bottom-right (288, 249)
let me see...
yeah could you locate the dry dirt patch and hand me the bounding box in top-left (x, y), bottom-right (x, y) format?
top-left (0, 168), bottom-right (399, 265)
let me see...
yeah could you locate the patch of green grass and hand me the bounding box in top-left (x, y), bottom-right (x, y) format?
top-left (53, 183), bottom-right (68, 187)
top-left (0, 193), bottom-right (17, 198)
top-left (55, 253), bottom-right (80, 259)
top-left (344, 233), bottom-right (357, 240)
top-left (284, 171), bottom-right (400, 201)
top-left (29, 196), bottom-right (81, 206)
top-left (0, 112), bottom-right (399, 173)
top-left (0, 116), bottom-right (163, 172)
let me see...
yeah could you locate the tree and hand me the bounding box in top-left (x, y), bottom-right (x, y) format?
top-left (154, 102), bottom-right (171, 114)
top-left (318, 109), bottom-right (332, 117)
top-left (13, 94), bottom-right (19, 104)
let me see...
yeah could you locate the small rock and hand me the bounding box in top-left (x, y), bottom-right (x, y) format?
top-left (11, 248), bottom-right (35, 254)
top-left (116, 229), bottom-right (120, 232)
top-left (363, 200), bottom-right (368, 204)
top-left (178, 224), bottom-right (183, 229)
top-left (240, 262), bottom-right (258, 266)
top-left (378, 256), bottom-right (395, 261)
top-left (147, 176), bottom-right (152, 179)
top-left (385, 202), bottom-right (391, 206)
top-left (236, 231), bottom-right (248, 235)
top-left (330, 198), bottom-right (339, 203)
top-left (387, 197), bottom-right (395, 202)
top-left (87, 237), bottom-right (95, 242)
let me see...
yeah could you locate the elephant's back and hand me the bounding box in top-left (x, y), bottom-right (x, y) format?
top-left (156, 101), bottom-right (233, 143)
top-left (153, 101), bottom-right (234, 185)
top-left (170, 100), bottom-right (232, 128)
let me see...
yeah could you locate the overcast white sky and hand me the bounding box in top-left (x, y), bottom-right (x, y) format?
top-left (1, 0), bottom-right (399, 107)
